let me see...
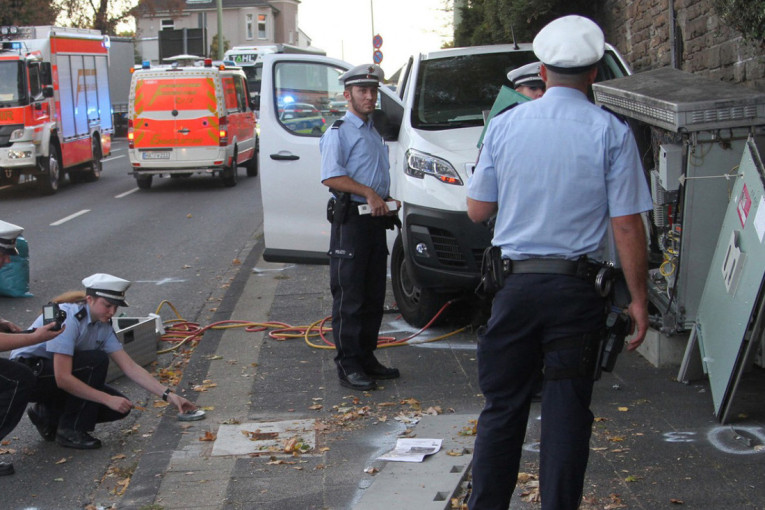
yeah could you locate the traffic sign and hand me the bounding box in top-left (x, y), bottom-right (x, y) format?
top-left (373, 50), bottom-right (383, 64)
top-left (373, 34), bottom-right (383, 49)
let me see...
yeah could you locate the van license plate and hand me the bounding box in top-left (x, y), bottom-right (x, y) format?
top-left (142, 151), bottom-right (170, 160)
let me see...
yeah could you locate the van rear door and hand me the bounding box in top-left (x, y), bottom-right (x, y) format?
top-left (258, 54), bottom-right (402, 264)
top-left (132, 71), bottom-right (220, 161)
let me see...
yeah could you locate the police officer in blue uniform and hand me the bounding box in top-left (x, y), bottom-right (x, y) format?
top-left (320, 64), bottom-right (400, 391)
top-left (0, 220), bottom-right (64, 475)
top-left (11, 273), bottom-right (196, 449)
top-left (507, 61), bottom-right (545, 99)
top-left (466, 16), bottom-right (653, 510)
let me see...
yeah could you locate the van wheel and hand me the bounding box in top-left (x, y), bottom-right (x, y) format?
top-left (391, 234), bottom-right (443, 328)
top-left (136, 175), bottom-right (152, 189)
top-left (246, 153), bottom-right (258, 177)
top-left (221, 152), bottom-right (238, 187)
top-left (37, 144), bottom-right (61, 195)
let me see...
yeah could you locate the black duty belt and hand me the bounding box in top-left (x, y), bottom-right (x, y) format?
top-left (502, 258), bottom-right (579, 276)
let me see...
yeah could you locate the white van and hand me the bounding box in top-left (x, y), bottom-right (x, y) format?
top-left (257, 45), bottom-right (631, 326)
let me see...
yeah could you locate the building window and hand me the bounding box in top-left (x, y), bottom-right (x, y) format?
top-left (258, 14), bottom-right (267, 39)
top-left (246, 14), bottom-right (254, 40)
top-left (161, 19), bottom-right (174, 31)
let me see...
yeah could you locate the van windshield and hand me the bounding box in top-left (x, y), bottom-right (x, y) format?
top-left (0, 61), bottom-right (27, 106)
top-left (412, 52), bottom-right (535, 130)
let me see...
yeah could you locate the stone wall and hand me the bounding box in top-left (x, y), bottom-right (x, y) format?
top-left (601, 0), bottom-right (764, 90)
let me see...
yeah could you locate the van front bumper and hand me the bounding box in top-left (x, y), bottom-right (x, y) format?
top-left (402, 203), bottom-right (492, 292)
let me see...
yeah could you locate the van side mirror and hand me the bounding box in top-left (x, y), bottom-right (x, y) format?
top-left (251, 95), bottom-right (260, 111)
top-left (42, 86), bottom-right (54, 98)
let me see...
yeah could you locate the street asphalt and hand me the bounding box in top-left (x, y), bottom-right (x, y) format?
top-left (21, 238), bottom-right (765, 509)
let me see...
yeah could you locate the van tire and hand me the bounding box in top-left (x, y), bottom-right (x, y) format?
top-left (245, 153), bottom-right (258, 177)
top-left (391, 234), bottom-right (444, 328)
top-left (136, 175), bottom-right (152, 189)
top-left (37, 144), bottom-right (61, 195)
top-left (83, 136), bottom-right (102, 182)
top-left (221, 152), bottom-right (238, 187)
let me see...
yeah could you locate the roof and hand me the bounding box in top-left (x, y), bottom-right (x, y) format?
top-left (136, 0), bottom-right (273, 15)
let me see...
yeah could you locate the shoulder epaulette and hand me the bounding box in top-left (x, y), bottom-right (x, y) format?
top-left (331, 119), bottom-right (345, 130)
top-left (74, 307), bottom-right (87, 321)
top-left (600, 105), bottom-right (629, 125)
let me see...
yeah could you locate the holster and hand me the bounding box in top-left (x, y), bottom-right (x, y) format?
top-left (475, 245), bottom-right (504, 299)
top-left (594, 309), bottom-right (631, 379)
top-left (15, 356), bottom-right (44, 376)
top-left (328, 189), bottom-right (350, 225)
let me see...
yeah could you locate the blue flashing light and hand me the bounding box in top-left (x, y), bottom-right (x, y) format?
top-left (282, 95), bottom-right (295, 104)
top-left (142, 60), bottom-right (151, 69)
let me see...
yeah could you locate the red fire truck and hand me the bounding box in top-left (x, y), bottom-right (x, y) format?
top-left (0, 26), bottom-right (112, 194)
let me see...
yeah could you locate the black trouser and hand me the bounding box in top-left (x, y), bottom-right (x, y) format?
top-left (329, 213), bottom-right (388, 377)
top-left (25, 350), bottom-right (129, 432)
top-left (469, 274), bottom-right (606, 510)
top-left (0, 358), bottom-right (36, 441)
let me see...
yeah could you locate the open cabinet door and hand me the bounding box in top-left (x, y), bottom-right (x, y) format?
top-left (695, 136), bottom-right (765, 422)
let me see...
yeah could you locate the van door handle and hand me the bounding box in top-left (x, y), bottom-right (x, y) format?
top-left (270, 153), bottom-right (300, 161)
top-left (178, 128), bottom-right (190, 134)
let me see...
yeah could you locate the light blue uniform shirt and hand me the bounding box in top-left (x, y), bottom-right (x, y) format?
top-left (10, 302), bottom-right (123, 360)
top-left (468, 86), bottom-right (652, 260)
top-left (320, 111), bottom-right (390, 203)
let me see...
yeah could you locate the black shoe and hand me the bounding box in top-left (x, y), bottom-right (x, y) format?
top-left (0, 462), bottom-right (14, 476)
top-left (55, 429), bottom-right (102, 450)
top-left (339, 372), bottom-right (377, 391)
top-left (27, 405), bottom-right (56, 442)
top-left (363, 362), bottom-right (400, 380)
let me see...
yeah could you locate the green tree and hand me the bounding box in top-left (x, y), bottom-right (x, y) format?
top-left (712, 0), bottom-right (765, 43)
top-left (55, 0), bottom-right (185, 35)
top-left (0, 0), bottom-right (57, 26)
top-left (455, 0), bottom-right (604, 46)
top-left (209, 32), bottom-right (229, 59)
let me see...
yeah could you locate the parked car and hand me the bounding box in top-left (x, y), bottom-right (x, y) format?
top-left (279, 102), bottom-right (327, 135)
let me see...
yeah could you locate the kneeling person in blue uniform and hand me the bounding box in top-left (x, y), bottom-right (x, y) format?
top-left (11, 273), bottom-right (196, 449)
top-left (320, 64), bottom-right (400, 391)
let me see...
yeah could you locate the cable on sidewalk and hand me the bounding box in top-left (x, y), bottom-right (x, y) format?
top-left (151, 299), bottom-right (468, 355)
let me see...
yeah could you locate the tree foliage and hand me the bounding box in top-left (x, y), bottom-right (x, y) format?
top-left (711, 0), bottom-right (765, 43)
top-left (55, 0), bottom-right (185, 35)
top-left (0, 0), bottom-right (58, 27)
top-left (454, 0), bottom-right (604, 47)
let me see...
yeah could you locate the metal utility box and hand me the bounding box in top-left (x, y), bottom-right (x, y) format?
top-left (593, 68), bottom-right (765, 334)
top-left (106, 316), bottom-right (159, 382)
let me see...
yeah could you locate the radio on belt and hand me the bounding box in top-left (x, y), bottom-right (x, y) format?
top-left (358, 201), bottom-right (398, 215)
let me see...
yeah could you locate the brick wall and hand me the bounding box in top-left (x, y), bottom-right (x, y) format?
top-left (601, 0), bottom-right (764, 90)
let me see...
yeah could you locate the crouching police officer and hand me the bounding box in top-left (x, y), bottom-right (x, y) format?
top-left (0, 220), bottom-right (64, 475)
top-left (466, 16), bottom-right (652, 510)
top-left (11, 273), bottom-right (196, 449)
top-left (320, 64), bottom-right (400, 391)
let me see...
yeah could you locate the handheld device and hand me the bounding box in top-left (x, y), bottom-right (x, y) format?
top-left (358, 201), bottom-right (399, 215)
top-left (177, 409), bottom-right (206, 421)
top-left (42, 302), bottom-right (67, 331)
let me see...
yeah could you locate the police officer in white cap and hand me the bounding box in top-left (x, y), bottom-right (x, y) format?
top-left (467, 15), bottom-right (652, 509)
top-left (320, 64), bottom-right (400, 391)
top-left (0, 220), bottom-right (64, 475)
top-left (507, 61), bottom-right (545, 99)
top-left (11, 273), bottom-right (196, 449)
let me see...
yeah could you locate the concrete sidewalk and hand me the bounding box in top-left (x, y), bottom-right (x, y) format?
top-left (117, 241), bottom-right (765, 510)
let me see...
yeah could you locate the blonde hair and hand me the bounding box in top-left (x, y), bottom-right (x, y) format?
top-left (52, 290), bottom-right (87, 304)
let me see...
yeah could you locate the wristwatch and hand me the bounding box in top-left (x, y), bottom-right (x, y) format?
top-left (162, 388), bottom-right (173, 401)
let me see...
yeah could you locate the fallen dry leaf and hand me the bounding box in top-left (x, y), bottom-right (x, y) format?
top-left (242, 430), bottom-right (279, 441)
top-left (363, 466), bottom-right (379, 474)
top-left (199, 431), bottom-right (217, 441)
top-left (55, 458), bottom-right (67, 465)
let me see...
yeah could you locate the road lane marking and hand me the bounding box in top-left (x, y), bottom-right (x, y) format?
top-left (135, 278), bottom-right (187, 285)
top-left (115, 187), bottom-right (139, 198)
top-left (102, 155), bottom-right (125, 163)
top-left (50, 209), bottom-right (90, 226)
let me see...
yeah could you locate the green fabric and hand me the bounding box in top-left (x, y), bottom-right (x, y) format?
top-left (477, 86), bottom-right (531, 148)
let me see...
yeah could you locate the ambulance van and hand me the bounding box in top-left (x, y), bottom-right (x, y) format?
top-left (127, 58), bottom-right (257, 189)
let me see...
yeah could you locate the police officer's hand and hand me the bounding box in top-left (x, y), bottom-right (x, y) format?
top-left (625, 301), bottom-right (649, 351)
top-left (0, 318), bottom-right (21, 333)
top-left (107, 395), bottom-right (134, 414)
top-left (366, 193), bottom-right (388, 216)
top-left (33, 322), bottom-right (66, 343)
top-left (168, 392), bottom-right (196, 413)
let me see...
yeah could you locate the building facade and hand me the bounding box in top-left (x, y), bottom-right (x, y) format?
top-left (134, 0), bottom-right (306, 62)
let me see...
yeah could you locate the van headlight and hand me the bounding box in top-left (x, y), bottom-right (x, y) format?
top-left (405, 149), bottom-right (463, 185)
top-left (10, 128), bottom-right (26, 142)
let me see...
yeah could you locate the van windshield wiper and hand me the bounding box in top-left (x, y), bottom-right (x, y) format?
top-left (415, 120), bottom-right (480, 130)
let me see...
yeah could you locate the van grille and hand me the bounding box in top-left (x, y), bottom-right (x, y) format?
top-left (430, 227), bottom-right (466, 267)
